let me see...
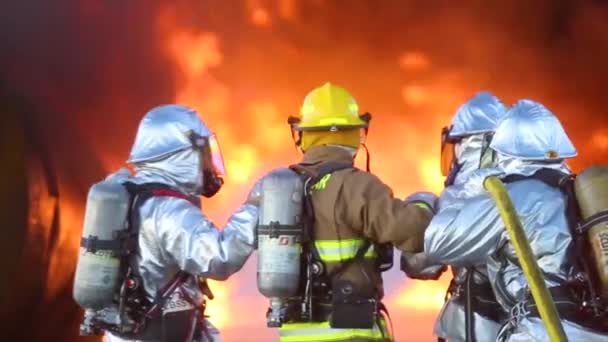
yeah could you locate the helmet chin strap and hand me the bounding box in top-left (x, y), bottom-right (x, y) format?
top-left (290, 129), bottom-right (303, 152)
top-left (444, 161), bottom-right (462, 187)
top-left (361, 142), bottom-right (371, 172)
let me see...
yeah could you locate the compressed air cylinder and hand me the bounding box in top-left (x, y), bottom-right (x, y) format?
top-left (73, 180), bottom-right (130, 309)
top-left (256, 168), bottom-right (304, 326)
top-left (575, 165), bottom-right (608, 298)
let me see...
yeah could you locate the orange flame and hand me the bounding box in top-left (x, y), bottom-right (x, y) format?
top-left (397, 273), bottom-right (451, 311)
top-left (154, 2), bottom-right (488, 334)
top-left (402, 85), bottom-right (432, 107)
top-left (400, 51), bottom-right (431, 71)
top-left (205, 280), bottom-right (231, 329)
top-left (592, 130), bottom-right (608, 151)
top-left (251, 7), bottom-right (271, 27)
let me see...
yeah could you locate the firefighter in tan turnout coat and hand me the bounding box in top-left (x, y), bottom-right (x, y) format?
top-left (272, 82), bottom-right (436, 342)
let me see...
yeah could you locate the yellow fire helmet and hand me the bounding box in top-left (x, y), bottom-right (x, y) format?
top-left (288, 82), bottom-right (371, 132)
top-left (288, 83), bottom-right (373, 170)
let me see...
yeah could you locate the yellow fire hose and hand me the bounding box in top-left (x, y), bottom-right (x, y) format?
top-left (484, 176), bottom-right (568, 342)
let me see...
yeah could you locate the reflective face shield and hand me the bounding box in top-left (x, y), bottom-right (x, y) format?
top-left (188, 132), bottom-right (226, 197)
top-left (205, 134), bottom-right (226, 177)
top-left (441, 126), bottom-right (458, 177)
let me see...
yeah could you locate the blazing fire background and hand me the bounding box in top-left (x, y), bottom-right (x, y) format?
top-left (1, 0), bottom-right (607, 341)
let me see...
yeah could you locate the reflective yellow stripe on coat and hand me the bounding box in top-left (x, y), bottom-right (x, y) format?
top-left (279, 319), bottom-right (390, 342)
top-left (314, 239), bottom-right (376, 262)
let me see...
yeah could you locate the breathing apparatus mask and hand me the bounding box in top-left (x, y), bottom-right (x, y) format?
top-left (187, 131), bottom-right (226, 198)
top-left (441, 126), bottom-right (497, 186)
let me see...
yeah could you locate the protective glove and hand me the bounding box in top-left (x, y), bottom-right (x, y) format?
top-left (245, 178), bottom-right (263, 207)
top-left (400, 252), bottom-right (447, 280)
top-left (404, 191), bottom-right (439, 213)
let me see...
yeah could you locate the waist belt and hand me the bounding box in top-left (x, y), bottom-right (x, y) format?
top-left (524, 287), bottom-right (608, 333)
top-left (451, 280), bottom-right (504, 322)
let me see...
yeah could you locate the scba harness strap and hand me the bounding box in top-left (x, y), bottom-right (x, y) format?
top-left (79, 182), bottom-right (200, 255)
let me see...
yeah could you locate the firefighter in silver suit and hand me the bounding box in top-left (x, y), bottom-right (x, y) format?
top-left (424, 100), bottom-right (608, 341)
top-left (402, 91), bottom-right (508, 341)
top-left (104, 104), bottom-right (258, 342)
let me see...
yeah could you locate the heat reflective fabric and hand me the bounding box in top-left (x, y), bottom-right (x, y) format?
top-left (452, 135), bottom-right (487, 185)
top-left (422, 92), bottom-right (508, 341)
top-left (441, 92), bottom-right (508, 179)
top-left (430, 139), bottom-right (503, 341)
top-left (424, 159), bottom-right (607, 341)
top-left (449, 91), bottom-right (508, 138)
top-left (490, 100), bottom-right (577, 160)
top-left (102, 104), bottom-right (257, 342)
top-left (128, 105), bottom-right (212, 164)
top-left (103, 165), bottom-right (257, 342)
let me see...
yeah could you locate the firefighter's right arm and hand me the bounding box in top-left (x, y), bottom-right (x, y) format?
top-left (157, 198), bottom-right (258, 280)
top-left (338, 171), bottom-right (434, 252)
top-left (424, 194), bottom-right (503, 267)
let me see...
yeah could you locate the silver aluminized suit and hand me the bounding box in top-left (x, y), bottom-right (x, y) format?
top-left (432, 92), bottom-right (508, 342)
top-left (431, 136), bottom-right (505, 342)
top-left (425, 100), bottom-right (607, 341)
top-left (104, 105), bottom-right (258, 342)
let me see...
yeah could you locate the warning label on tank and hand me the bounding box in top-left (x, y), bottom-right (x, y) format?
top-left (75, 250), bottom-right (120, 287)
top-left (259, 237), bottom-right (301, 274)
top-left (596, 231), bottom-right (608, 274)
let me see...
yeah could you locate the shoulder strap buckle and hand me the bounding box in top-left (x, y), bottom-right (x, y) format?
top-left (577, 210), bottom-right (608, 235)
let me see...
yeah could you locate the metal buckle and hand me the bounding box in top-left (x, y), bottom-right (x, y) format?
top-left (509, 300), bottom-right (531, 326)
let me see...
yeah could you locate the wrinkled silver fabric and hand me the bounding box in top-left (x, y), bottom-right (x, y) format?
top-left (430, 137), bottom-right (502, 341)
top-left (128, 104), bottom-right (212, 164)
top-left (435, 293), bottom-right (501, 342)
top-left (104, 159), bottom-right (257, 341)
top-left (427, 93), bottom-right (509, 341)
top-left (490, 100), bottom-right (577, 160)
top-left (452, 134), bottom-right (488, 186)
top-left (103, 105), bottom-right (258, 341)
top-left (425, 160), bottom-right (607, 341)
top-left (497, 152), bottom-right (572, 177)
top-left (449, 91), bottom-right (508, 138)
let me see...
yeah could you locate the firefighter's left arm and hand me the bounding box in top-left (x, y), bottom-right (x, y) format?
top-left (338, 171), bottom-right (434, 253)
top-left (424, 193), bottom-right (504, 267)
top-left (158, 199), bottom-right (258, 280)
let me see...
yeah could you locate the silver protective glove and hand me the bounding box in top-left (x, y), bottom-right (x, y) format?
top-left (404, 191), bottom-right (439, 213)
top-left (400, 252), bottom-right (447, 280)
